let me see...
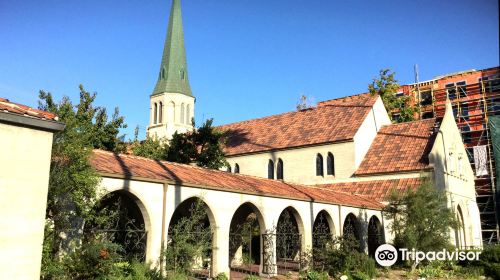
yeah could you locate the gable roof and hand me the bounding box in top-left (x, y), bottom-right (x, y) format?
top-left (0, 97), bottom-right (58, 121)
top-left (219, 93), bottom-right (378, 156)
top-left (318, 177), bottom-right (422, 201)
top-left (91, 150), bottom-right (383, 209)
top-left (355, 118), bottom-right (437, 175)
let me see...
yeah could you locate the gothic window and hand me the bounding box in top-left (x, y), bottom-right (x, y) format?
top-left (268, 160), bottom-right (274, 179)
top-left (316, 154), bottom-right (324, 177)
top-left (159, 102), bottom-right (163, 123)
top-left (180, 103), bottom-right (185, 124)
top-left (186, 104), bottom-right (191, 125)
top-left (277, 159), bottom-right (284, 180)
top-left (153, 103), bottom-right (158, 124)
top-left (227, 165), bottom-right (232, 173)
top-left (327, 152), bottom-right (334, 176)
top-left (234, 164), bottom-right (240, 174)
top-left (180, 69), bottom-right (185, 80)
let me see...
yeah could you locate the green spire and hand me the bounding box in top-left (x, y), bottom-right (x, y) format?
top-left (152, 0), bottom-right (192, 96)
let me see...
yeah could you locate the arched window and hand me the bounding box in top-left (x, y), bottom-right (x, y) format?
top-left (227, 165), bottom-right (232, 173)
top-left (316, 154), bottom-right (324, 176)
top-left (277, 159), bottom-right (284, 180)
top-left (234, 164), bottom-right (240, 174)
top-left (268, 160), bottom-right (274, 179)
top-left (186, 104), bottom-right (191, 125)
top-left (327, 152), bottom-right (334, 176)
top-left (153, 103), bottom-right (158, 124)
top-left (159, 102), bottom-right (163, 123)
top-left (180, 103), bottom-right (185, 124)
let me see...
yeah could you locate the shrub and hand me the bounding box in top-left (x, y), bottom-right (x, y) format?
top-left (243, 275), bottom-right (260, 280)
top-left (480, 244), bottom-right (500, 279)
top-left (214, 273), bottom-right (229, 280)
top-left (325, 237), bottom-right (376, 279)
top-left (299, 270), bottom-right (329, 280)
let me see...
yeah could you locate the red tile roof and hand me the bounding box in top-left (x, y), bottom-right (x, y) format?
top-left (355, 118), bottom-right (437, 175)
top-left (91, 150), bottom-right (383, 209)
top-left (0, 97), bottom-right (57, 120)
top-left (219, 93), bottom-right (378, 156)
top-left (319, 177), bottom-right (422, 201)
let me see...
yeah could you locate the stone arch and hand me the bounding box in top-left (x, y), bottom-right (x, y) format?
top-left (228, 202), bottom-right (265, 276)
top-left (367, 215), bottom-right (384, 257)
top-left (167, 196), bottom-right (215, 275)
top-left (88, 190), bottom-right (150, 261)
top-left (343, 213), bottom-right (360, 246)
top-left (275, 206), bottom-right (305, 273)
top-left (455, 204), bottom-right (467, 249)
top-left (312, 210), bottom-right (335, 267)
top-left (153, 103), bottom-right (158, 124)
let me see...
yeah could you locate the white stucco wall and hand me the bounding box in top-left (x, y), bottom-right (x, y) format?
top-left (428, 101), bottom-right (482, 248)
top-left (226, 142), bottom-right (357, 185)
top-left (0, 123), bottom-right (54, 280)
top-left (148, 92), bottom-right (195, 140)
top-left (353, 97), bottom-right (391, 169)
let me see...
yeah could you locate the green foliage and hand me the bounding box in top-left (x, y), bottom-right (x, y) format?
top-left (131, 130), bottom-right (169, 160)
top-left (39, 86), bottom-right (131, 278)
top-left (213, 272), bottom-right (229, 280)
top-left (42, 239), bottom-right (162, 280)
top-left (324, 236), bottom-right (376, 279)
top-left (299, 270), bottom-right (329, 280)
top-left (368, 69), bottom-right (418, 123)
top-left (480, 244), bottom-right (500, 279)
top-left (167, 118), bottom-right (228, 169)
top-left (163, 200), bottom-right (212, 275)
top-left (383, 177), bottom-right (457, 258)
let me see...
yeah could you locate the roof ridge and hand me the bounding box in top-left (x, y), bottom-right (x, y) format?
top-left (317, 92), bottom-right (371, 104)
top-left (219, 93), bottom-right (374, 129)
top-left (380, 117), bottom-right (436, 129)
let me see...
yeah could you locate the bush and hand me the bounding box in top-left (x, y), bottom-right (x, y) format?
top-left (299, 270), bottom-right (329, 280)
top-left (214, 273), bottom-right (228, 280)
top-left (325, 237), bottom-right (376, 279)
top-left (243, 275), bottom-right (260, 280)
top-left (480, 244), bottom-right (500, 279)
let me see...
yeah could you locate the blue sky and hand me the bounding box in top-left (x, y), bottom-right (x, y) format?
top-left (1, 0), bottom-right (498, 139)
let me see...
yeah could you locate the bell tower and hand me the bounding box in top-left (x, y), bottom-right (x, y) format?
top-left (148, 0), bottom-right (194, 139)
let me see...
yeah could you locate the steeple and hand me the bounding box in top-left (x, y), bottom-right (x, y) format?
top-left (153, 0), bottom-right (192, 96)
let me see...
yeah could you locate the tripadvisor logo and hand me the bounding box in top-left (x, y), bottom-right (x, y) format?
top-left (374, 244), bottom-right (481, 267)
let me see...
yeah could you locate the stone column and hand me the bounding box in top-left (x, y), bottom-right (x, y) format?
top-left (261, 229), bottom-right (277, 277)
top-left (212, 225), bottom-right (230, 277)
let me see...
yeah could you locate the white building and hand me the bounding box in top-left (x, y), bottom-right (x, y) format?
top-left (88, 1), bottom-right (483, 278)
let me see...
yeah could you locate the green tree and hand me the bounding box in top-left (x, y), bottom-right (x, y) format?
top-left (383, 178), bottom-right (458, 268)
top-left (368, 69), bottom-right (418, 123)
top-left (131, 126), bottom-right (169, 161)
top-left (38, 85), bottom-right (127, 259)
top-left (167, 119), bottom-right (228, 169)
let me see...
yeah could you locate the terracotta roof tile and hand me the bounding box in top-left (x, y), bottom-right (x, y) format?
top-left (0, 97), bottom-right (58, 121)
top-left (355, 118), bottom-right (437, 175)
top-left (319, 177), bottom-right (422, 201)
top-left (91, 150), bottom-right (383, 209)
top-left (219, 93), bottom-right (378, 156)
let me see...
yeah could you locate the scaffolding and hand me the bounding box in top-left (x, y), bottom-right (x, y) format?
top-left (412, 77), bottom-right (500, 244)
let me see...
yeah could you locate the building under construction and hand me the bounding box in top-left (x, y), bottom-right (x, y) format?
top-left (399, 66), bottom-right (500, 244)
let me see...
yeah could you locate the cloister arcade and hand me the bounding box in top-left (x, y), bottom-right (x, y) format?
top-left (98, 177), bottom-right (386, 278)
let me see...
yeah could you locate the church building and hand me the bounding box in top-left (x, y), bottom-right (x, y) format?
top-left (89, 0), bottom-right (483, 277)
